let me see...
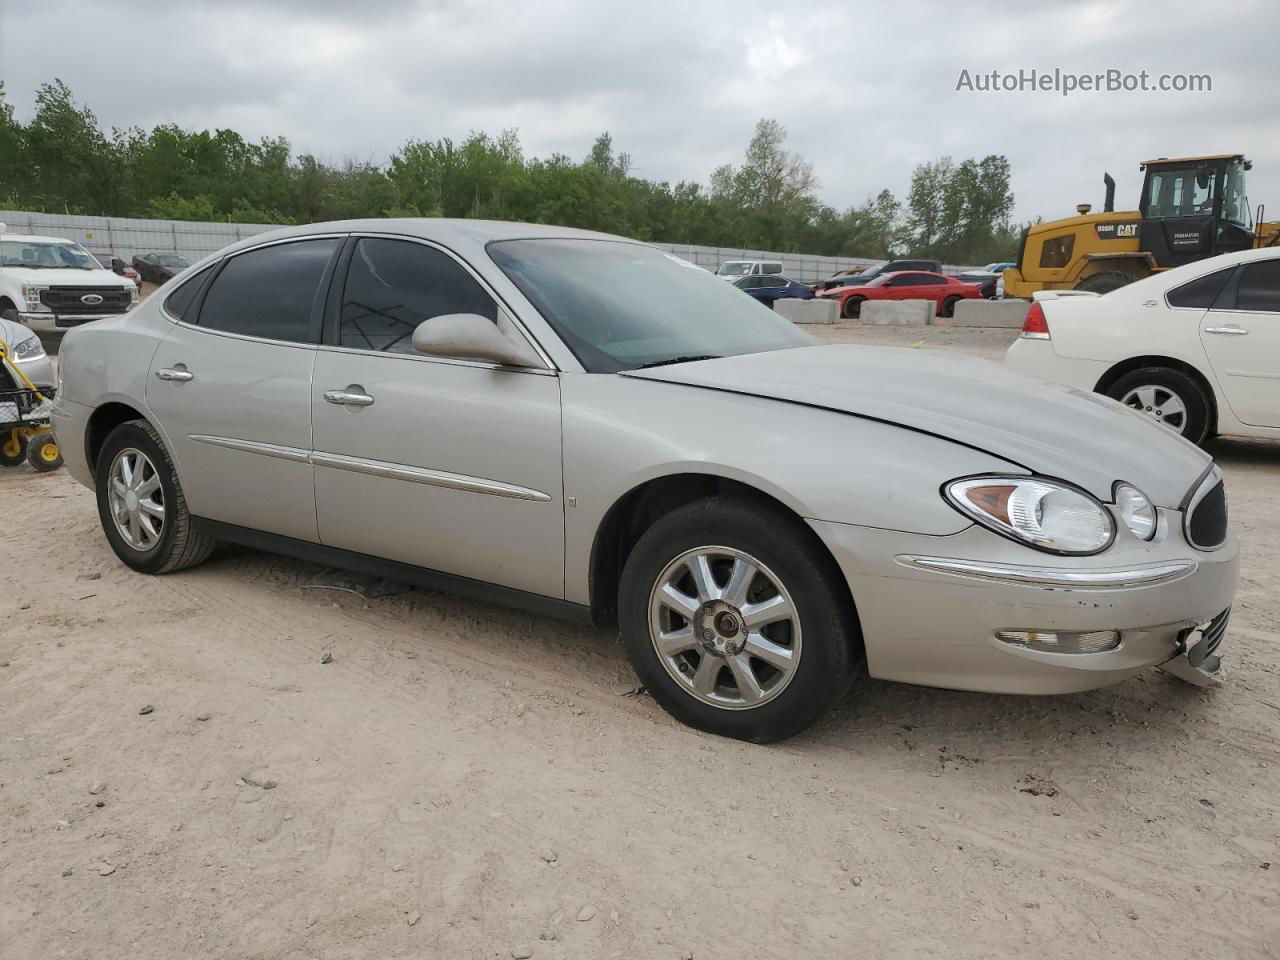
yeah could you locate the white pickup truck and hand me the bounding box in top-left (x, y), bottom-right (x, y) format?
top-left (0, 224), bottom-right (139, 334)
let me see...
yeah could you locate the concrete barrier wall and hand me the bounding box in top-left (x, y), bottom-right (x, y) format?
top-left (952, 299), bottom-right (1030, 328)
top-left (774, 298), bottom-right (838, 325)
top-left (861, 300), bottom-right (933, 326)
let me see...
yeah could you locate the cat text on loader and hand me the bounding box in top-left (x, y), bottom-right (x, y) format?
top-left (1003, 154), bottom-right (1280, 297)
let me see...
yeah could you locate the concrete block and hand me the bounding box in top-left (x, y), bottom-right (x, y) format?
top-left (774, 298), bottom-right (838, 325)
top-left (860, 299), bottom-right (932, 326)
top-left (952, 298), bottom-right (1030, 327)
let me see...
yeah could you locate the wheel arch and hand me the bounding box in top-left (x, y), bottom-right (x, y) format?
top-left (587, 472), bottom-right (860, 642)
top-left (85, 401), bottom-right (156, 479)
top-left (1094, 355), bottom-right (1219, 434)
top-left (0, 296), bottom-right (17, 313)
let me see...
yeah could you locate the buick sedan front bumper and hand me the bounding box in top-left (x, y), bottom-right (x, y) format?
top-left (810, 516), bottom-right (1239, 695)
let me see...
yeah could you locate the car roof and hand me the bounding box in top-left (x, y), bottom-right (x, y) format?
top-left (198, 218), bottom-right (642, 268)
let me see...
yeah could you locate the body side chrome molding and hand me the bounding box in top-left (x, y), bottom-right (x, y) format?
top-left (896, 555), bottom-right (1198, 589)
top-left (189, 434), bottom-right (551, 503)
top-left (189, 435), bottom-right (311, 463)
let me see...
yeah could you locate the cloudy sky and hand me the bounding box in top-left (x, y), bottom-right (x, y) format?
top-left (1, 0), bottom-right (1276, 225)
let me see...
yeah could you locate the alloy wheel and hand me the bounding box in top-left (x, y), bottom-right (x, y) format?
top-left (107, 447), bottom-right (166, 551)
top-left (648, 546), bottom-right (802, 710)
top-left (1120, 384), bottom-right (1188, 434)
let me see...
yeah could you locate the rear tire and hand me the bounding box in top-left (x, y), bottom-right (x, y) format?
top-left (95, 419), bottom-right (215, 574)
top-left (1105, 367), bottom-right (1211, 445)
top-left (1075, 271), bottom-right (1136, 294)
top-left (841, 296), bottom-right (865, 319)
top-left (618, 496), bottom-right (858, 742)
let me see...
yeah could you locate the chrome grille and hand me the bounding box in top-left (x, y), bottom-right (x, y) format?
top-left (40, 286), bottom-right (132, 315)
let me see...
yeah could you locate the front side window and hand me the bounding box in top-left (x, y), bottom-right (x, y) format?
top-left (716, 261), bottom-right (753, 277)
top-left (489, 240), bottom-right (811, 373)
top-left (198, 238), bottom-right (338, 343)
top-left (338, 239), bottom-right (497, 354)
top-left (1147, 167), bottom-right (1217, 219)
top-left (1234, 260), bottom-right (1280, 313)
top-left (1167, 267), bottom-right (1234, 309)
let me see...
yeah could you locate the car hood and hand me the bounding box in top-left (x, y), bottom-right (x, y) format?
top-left (1, 266), bottom-right (133, 287)
top-left (622, 344), bottom-right (1210, 508)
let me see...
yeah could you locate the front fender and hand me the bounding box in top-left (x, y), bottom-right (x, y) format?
top-left (561, 373), bottom-right (1022, 604)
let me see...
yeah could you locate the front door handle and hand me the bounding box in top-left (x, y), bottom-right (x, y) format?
top-left (155, 366), bottom-right (194, 382)
top-left (323, 389), bottom-right (375, 407)
top-left (1203, 324), bottom-right (1249, 336)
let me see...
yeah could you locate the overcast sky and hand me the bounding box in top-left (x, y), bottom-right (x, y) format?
top-left (1, 0), bottom-right (1276, 227)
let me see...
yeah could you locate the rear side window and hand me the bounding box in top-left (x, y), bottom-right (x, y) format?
top-left (338, 238), bottom-right (496, 354)
top-left (1234, 260), bottom-right (1280, 312)
top-left (162, 265), bottom-right (212, 320)
top-left (1167, 267), bottom-right (1234, 309)
top-left (198, 239), bottom-right (339, 343)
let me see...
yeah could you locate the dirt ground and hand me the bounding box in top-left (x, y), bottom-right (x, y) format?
top-left (2, 321), bottom-right (1278, 960)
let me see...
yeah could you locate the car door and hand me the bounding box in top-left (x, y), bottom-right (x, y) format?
top-left (1198, 257), bottom-right (1280, 427)
top-left (884, 273), bottom-right (923, 300)
top-left (311, 235), bottom-right (565, 598)
top-left (146, 236), bottom-right (342, 542)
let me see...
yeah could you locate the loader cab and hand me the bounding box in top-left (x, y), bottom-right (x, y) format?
top-left (1139, 155), bottom-right (1255, 267)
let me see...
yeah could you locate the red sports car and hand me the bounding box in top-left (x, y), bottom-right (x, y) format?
top-left (818, 270), bottom-right (982, 319)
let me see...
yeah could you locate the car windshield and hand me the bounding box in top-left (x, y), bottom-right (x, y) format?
top-left (0, 240), bottom-right (100, 270)
top-left (489, 239), bottom-right (813, 373)
top-left (715, 261), bottom-right (753, 277)
top-left (157, 254), bottom-right (190, 267)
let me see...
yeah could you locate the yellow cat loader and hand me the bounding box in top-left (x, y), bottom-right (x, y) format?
top-left (1003, 154), bottom-right (1280, 297)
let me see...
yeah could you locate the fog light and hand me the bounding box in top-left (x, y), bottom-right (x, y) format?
top-left (996, 629), bottom-right (1120, 654)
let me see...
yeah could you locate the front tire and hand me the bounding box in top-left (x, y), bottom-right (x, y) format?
top-left (941, 295), bottom-right (961, 318)
top-left (1105, 367), bottom-right (1211, 445)
top-left (95, 419), bottom-right (215, 573)
top-left (618, 497), bottom-right (858, 742)
top-left (841, 296), bottom-right (865, 319)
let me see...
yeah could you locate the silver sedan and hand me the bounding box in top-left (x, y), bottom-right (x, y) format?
top-left (51, 220), bottom-right (1238, 741)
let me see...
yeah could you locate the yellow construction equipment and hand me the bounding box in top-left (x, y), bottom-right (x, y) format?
top-left (1004, 154), bottom-right (1280, 297)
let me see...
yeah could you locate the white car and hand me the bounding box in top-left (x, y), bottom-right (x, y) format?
top-left (1005, 248), bottom-right (1280, 446)
top-left (0, 226), bottom-right (139, 335)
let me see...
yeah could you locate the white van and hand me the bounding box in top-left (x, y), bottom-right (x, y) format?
top-left (715, 260), bottom-right (784, 281)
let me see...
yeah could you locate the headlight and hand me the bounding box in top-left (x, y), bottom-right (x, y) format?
top-left (20, 284), bottom-right (50, 312)
top-left (1114, 482), bottom-right (1156, 541)
top-left (12, 334), bottom-right (45, 361)
top-left (945, 476), bottom-right (1115, 555)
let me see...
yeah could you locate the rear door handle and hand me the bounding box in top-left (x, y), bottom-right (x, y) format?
top-left (323, 389), bottom-right (375, 407)
top-left (154, 367), bottom-right (194, 382)
top-left (1203, 324), bottom-right (1249, 336)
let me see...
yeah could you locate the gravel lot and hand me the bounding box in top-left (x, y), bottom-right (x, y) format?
top-left (2, 321), bottom-right (1277, 959)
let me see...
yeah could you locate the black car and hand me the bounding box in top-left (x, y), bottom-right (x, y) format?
top-left (132, 253), bottom-right (191, 284)
top-left (820, 259), bottom-right (943, 290)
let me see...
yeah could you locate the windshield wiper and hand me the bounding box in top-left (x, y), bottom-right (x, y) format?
top-left (636, 354), bottom-right (722, 369)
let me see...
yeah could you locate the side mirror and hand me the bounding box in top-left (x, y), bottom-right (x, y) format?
top-left (411, 313), bottom-right (544, 368)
